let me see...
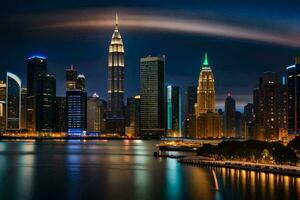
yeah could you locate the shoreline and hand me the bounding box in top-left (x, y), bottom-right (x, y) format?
top-left (179, 156), bottom-right (300, 177)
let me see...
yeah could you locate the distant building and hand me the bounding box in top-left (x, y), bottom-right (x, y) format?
top-left (278, 76), bottom-right (288, 131)
top-left (140, 55), bottom-right (165, 137)
top-left (235, 111), bottom-right (242, 138)
top-left (0, 81), bottom-right (6, 132)
top-left (66, 90), bottom-right (87, 135)
top-left (253, 72), bottom-right (280, 140)
top-left (66, 65), bottom-right (78, 91)
top-left (26, 55), bottom-right (47, 132)
top-left (184, 86), bottom-right (197, 137)
top-left (6, 72), bottom-right (21, 131)
top-left (242, 103), bottom-right (254, 139)
top-left (54, 97), bottom-right (66, 132)
top-left (287, 55), bottom-right (300, 135)
top-left (36, 73), bottom-right (56, 132)
top-left (125, 95), bottom-right (140, 137)
top-left (166, 85), bottom-right (181, 137)
top-left (76, 74), bottom-right (86, 91)
top-left (21, 88), bottom-right (27, 130)
top-left (87, 94), bottom-right (104, 133)
top-left (224, 92), bottom-right (236, 138)
top-left (106, 14), bottom-right (125, 134)
top-left (195, 53), bottom-right (221, 138)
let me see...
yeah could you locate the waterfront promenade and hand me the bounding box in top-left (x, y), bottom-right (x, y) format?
top-left (179, 156), bottom-right (300, 177)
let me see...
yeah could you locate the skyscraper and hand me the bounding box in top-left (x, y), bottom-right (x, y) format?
top-left (66, 65), bottom-right (78, 90)
top-left (253, 72), bottom-right (280, 140)
top-left (195, 53), bottom-right (221, 138)
top-left (26, 55), bottom-right (47, 132)
top-left (76, 74), bottom-right (86, 91)
top-left (166, 85), bottom-right (181, 137)
top-left (6, 72), bottom-right (21, 131)
top-left (0, 81), bottom-right (6, 132)
top-left (224, 92), bottom-right (236, 138)
top-left (125, 95), bottom-right (140, 137)
top-left (184, 86), bottom-right (197, 137)
top-left (106, 14), bottom-right (125, 134)
top-left (243, 103), bottom-right (254, 139)
top-left (54, 97), bottom-right (66, 132)
top-left (21, 88), bottom-right (27, 130)
top-left (36, 73), bottom-right (56, 132)
top-left (287, 55), bottom-right (300, 135)
top-left (140, 55), bottom-right (165, 137)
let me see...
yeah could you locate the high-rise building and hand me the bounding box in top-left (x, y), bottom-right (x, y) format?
top-left (140, 55), bottom-right (165, 137)
top-left (54, 97), bottom-right (66, 132)
top-left (21, 88), bottom-right (27, 130)
top-left (66, 90), bottom-right (87, 135)
top-left (287, 55), bottom-right (300, 135)
top-left (195, 53), bottom-right (221, 138)
top-left (253, 72), bottom-right (280, 140)
top-left (6, 72), bottom-right (21, 131)
top-left (242, 103), bottom-right (254, 139)
top-left (235, 111), bottom-right (242, 138)
top-left (76, 74), bottom-right (85, 91)
top-left (125, 95), bottom-right (140, 137)
top-left (278, 76), bottom-right (288, 130)
top-left (185, 86), bottom-right (197, 137)
top-left (0, 81), bottom-right (6, 132)
top-left (166, 85), bottom-right (181, 137)
top-left (26, 55), bottom-right (47, 132)
top-left (224, 92), bottom-right (236, 138)
top-left (66, 65), bottom-right (78, 91)
top-left (87, 94), bottom-right (103, 133)
top-left (36, 73), bottom-right (56, 132)
top-left (106, 14), bottom-right (125, 134)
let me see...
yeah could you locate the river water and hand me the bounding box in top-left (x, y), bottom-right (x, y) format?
top-left (0, 140), bottom-right (298, 200)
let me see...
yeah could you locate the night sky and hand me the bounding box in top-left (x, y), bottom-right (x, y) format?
top-left (1, 0), bottom-right (299, 110)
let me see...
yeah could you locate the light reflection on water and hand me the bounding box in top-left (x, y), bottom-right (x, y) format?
top-left (0, 140), bottom-right (298, 200)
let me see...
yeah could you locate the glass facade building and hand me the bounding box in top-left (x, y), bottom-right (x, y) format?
top-left (166, 85), bottom-right (181, 137)
top-left (6, 72), bottom-right (21, 130)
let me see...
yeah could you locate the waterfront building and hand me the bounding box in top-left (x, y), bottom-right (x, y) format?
top-left (66, 90), bottom-right (87, 135)
top-left (184, 86), bottom-right (197, 137)
top-left (36, 73), bottom-right (56, 132)
top-left (26, 55), bottom-right (47, 132)
top-left (195, 53), bottom-right (221, 138)
top-left (6, 72), bottom-right (21, 131)
top-left (125, 95), bottom-right (140, 137)
top-left (106, 14), bottom-right (125, 134)
top-left (0, 81), bottom-right (6, 132)
top-left (287, 55), bottom-right (300, 134)
top-left (166, 85), bottom-right (181, 137)
top-left (224, 92), bottom-right (236, 138)
top-left (253, 72), bottom-right (280, 140)
top-left (21, 88), bottom-right (27, 130)
top-left (87, 94), bottom-right (103, 133)
top-left (140, 55), bottom-right (165, 137)
top-left (278, 76), bottom-right (288, 131)
top-left (66, 65), bottom-right (78, 90)
top-left (54, 97), bottom-right (66, 132)
top-left (242, 103), bottom-right (254, 139)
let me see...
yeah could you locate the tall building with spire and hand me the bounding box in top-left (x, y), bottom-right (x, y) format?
top-left (106, 13), bottom-right (125, 134)
top-left (195, 53), bottom-right (221, 138)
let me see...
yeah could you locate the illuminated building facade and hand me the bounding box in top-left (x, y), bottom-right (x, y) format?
top-left (66, 65), bottom-right (77, 90)
top-left (185, 86), bottom-right (197, 137)
top-left (26, 55), bottom-right (47, 132)
top-left (195, 53), bottom-right (221, 138)
top-left (21, 88), bottom-right (27, 130)
top-left (54, 97), bottom-right (66, 132)
top-left (106, 14), bottom-right (125, 134)
top-left (166, 85), bottom-right (181, 137)
top-left (6, 72), bottom-right (21, 130)
top-left (287, 55), bottom-right (300, 134)
top-left (36, 73), bottom-right (56, 132)
top-left (87, 94), bottom-right (103, 133)
top-left (253, 72), bottom-right (279, 140)
top-left (224, 92), bottom-right (236, 138)
top-left (0, 81), bottom-right (6, 132)
top-left (140, 55), bottom-right (165, 137)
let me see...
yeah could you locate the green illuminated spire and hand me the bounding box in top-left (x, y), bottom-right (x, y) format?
top-left (202, 52), bottom-right (211, 70)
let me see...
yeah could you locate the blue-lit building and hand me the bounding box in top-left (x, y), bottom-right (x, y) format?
top-left (6, 72), bottom-right (21, 130)
top-left (26, 55), bottom-right (47, 132)
top-left (166, 85), bottom-right (181, 137)
top-left (287, 55), bottom-right (300, 134)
